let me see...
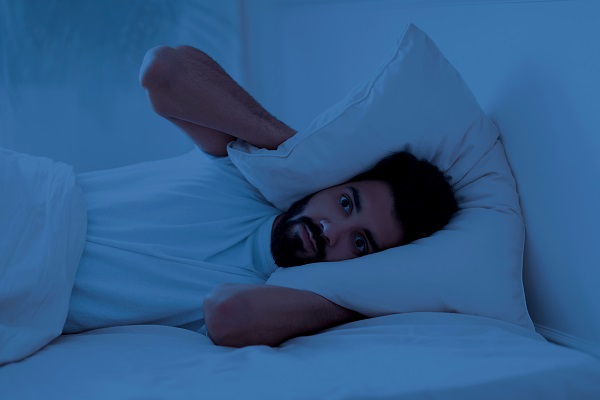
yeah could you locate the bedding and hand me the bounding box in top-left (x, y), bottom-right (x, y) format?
top-left (0, 148), bottom-right (87, 365)
top-left (1, 133), bottom-right (599, 400)
top-left (228, 24), bottom-right (532, 329)
top-left (2, 313), bottom-right (600, 399)
top-left (3, 151), bottom-right (598, 400)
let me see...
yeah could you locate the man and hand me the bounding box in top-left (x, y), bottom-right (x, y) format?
top-left (64, 45), bottom-right (457, 348)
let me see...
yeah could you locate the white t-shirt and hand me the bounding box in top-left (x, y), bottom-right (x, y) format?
top-left (64, 149), bottom-right (280, 333)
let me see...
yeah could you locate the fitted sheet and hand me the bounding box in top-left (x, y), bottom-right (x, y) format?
top-left (3, 313), bottom-right (600, 399)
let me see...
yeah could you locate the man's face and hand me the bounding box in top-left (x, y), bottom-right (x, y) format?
top-left (271, 180), bottom-right (405, 267)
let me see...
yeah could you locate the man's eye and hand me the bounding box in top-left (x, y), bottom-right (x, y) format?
top-left (340, 195), bottom-right (352, 213)
top-left (355, 235), bottom-right (367, 254)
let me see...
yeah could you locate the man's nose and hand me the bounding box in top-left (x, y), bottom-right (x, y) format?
top-left (319, 220), bottom-right (345, 247)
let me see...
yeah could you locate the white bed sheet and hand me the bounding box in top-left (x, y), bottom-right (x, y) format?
top-left (0, 148), bottom-right (86, 365)
top-left (3, 313), bottom-right (600, 399)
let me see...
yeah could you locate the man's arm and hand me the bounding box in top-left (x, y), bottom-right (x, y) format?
top-left (203, 284), bottom-right (365, 347)
top-left (139, 45), bottom-right (296, 156)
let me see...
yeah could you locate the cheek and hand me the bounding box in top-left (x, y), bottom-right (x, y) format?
top-left (322, 243), bottom-right (357, 263)
top-left (304, 196), bottom-right (340, 221)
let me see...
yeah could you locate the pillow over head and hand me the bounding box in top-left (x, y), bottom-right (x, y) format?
top-left (227, 24), bottom-right (533, 329)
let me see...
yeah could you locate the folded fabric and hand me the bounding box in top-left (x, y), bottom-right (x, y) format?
top-left (0, 148), bottom-right (87, 365)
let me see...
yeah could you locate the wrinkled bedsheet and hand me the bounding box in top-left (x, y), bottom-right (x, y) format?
top-left (3, 313), bottom-right (600, 399)
top-left (0, 148), bottom-right (86, 365)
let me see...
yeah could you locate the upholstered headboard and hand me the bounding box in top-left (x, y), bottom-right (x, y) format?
top-left (240, 0), bottom-right (600, 358)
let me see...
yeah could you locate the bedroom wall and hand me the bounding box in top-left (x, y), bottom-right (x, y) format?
top-left (0, 0), bottom-right (243, 172)
top-left (240, 0), bottom-right (600, 357)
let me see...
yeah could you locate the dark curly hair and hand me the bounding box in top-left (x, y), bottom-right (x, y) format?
top-left (350, 150), bottom-right (458, 244)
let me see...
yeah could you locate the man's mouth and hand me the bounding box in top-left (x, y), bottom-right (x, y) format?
top-left (300, 223), bottom-right (318, 254)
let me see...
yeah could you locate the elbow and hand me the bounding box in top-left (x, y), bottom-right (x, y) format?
top-left (203, 288), bottom-right (250, 347)
top-left (139, 45), bottom-right (173, 89)
top-left (139, 45), bottom-right (176, 116)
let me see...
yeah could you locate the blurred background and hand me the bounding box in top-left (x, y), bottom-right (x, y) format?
top-left (0, 0), bottom-right (243, 171)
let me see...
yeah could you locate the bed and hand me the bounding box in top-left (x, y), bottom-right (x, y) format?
top-left (2, 1), bottom-right (600, 399)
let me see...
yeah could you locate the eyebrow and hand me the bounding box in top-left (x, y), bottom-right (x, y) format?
top-left (350, 186), bottom-right (381, 253)
top-left (350, 186), bottom-right (362, 212)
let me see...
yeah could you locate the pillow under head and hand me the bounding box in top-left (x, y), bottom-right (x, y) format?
top-left (227, 23), bottom-right (533, 329)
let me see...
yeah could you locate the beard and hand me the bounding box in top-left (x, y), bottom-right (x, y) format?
top-left (270, 194), bottom-right (327, 267)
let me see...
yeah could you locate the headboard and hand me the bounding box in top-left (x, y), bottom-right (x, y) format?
top-left (240, 0), bottom-right (600, 358)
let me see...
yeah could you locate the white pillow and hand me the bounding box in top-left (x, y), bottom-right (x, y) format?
top-left (227, 24), bottom-right (533, 329)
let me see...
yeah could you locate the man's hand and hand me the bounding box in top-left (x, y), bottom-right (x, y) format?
top-left (203, 284), bottom-right (365, 347)
top-left (140, 45), bottom-right (296, 156)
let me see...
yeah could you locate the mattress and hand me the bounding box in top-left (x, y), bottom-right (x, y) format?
top-left (3, 313), bottom-right (600, 399)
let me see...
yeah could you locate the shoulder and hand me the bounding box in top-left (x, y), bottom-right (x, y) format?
top-left (188, 148), bottom-right (274, 208)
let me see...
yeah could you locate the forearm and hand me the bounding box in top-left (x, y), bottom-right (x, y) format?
top-left (204, 284), bottom-right (364, 347)
top-left (165, 116), bottom-right (234, 157)
top-left (140, 46), bottom-right (296, 155)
